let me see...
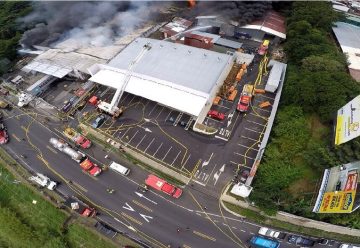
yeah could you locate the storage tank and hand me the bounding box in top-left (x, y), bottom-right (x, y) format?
top-left (49, 138), bottom-right (84, 162)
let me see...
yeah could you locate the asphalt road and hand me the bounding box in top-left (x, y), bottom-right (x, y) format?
top-left (1, 103), bottom-right (343, 248)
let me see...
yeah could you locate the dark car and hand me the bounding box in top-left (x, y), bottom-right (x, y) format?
top-left (239, 169), bottom-right (250, 184)
top-left (92, 114), bottom-right (106, 128)
top-left (288, 235), bottom-right (315, 247)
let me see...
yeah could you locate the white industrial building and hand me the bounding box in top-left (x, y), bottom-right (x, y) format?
top-left (88, 37), bottom-right (234, 121)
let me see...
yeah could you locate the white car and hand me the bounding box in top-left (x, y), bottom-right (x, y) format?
top-left (340, 244), bottom-right (360, 248)
top-left (258, 227), bottom-right (286, 239)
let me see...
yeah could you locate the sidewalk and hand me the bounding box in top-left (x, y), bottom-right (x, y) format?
top-left (221, 192), bottom-right (360, 237)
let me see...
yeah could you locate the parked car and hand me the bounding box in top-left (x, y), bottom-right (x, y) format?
top-left (239, 169), bottom-right (250, 184)
top-left (0, 123), bottom-right (9, 144)
top-left (288, 235), bottom-right (315, 247)
top-left (339, 244), bottom-right (360, 248)
top-left (258, 227), bottom-right (286, 240)
top-left (207, 110), bottom-right (225, 121)
top-left (92, 114), bottom-right (106, 128)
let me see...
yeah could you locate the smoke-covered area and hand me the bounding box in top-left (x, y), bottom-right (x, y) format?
top-left (186, 1), bottom-right (272, 26)
top-left (19, 1), bottom-right (170, 49)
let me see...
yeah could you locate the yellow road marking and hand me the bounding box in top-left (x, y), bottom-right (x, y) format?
top-left (73, 182), bottom-right (88, 192)
top-left (132, 200), bottom-right (153, 212)
top-left (121, 212), bottom-right (143, 226)
top-left (193, 230), bottom-right (216, 242)
top-left (15, 115), bottom-right (20, 120)
top-left (21, 125), bottom-right (27, 132)
top-left (46, 145), bottom-right (58, 154)
top-left (11, 134), bottom-right (21, 142)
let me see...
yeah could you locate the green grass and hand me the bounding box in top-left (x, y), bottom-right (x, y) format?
top-left (224, 202), bottom-right (360, 243)
top-left (0, 149), bottom-right (138, 248)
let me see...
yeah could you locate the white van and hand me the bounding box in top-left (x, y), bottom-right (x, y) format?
top-left (109, 161), bottom-right (130, 176)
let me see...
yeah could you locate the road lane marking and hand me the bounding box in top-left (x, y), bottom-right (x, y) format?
top-left (171, 150), bottom-right (181, 166)
top-left (123, 202), bottom-right (135, 212)
top-left (193, 230), bottom-right (216, 242)
top-left (162, 146), bottom-right (172, 161)
top-left (139, 213), bottom-right (153, 223)
top-left (143, 138), bottom-right (155, 153)
top-left (132, 200), bottom-right (153, 212)
top-left (120, 128), bottom-right (131, 140)
top-left (11, 134), bottom-right (21, 142)
top-left (46, 145), bottom-right (58, 154)
top-left (152, 143), bottom-right (163, 157)
top-left (73, 182), bottom-right (88, 192)
top-left (121, 212), bottom-right (143, 226)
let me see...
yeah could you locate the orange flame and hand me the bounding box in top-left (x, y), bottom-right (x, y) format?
top-left (188, 0), bottom-right (196, 8)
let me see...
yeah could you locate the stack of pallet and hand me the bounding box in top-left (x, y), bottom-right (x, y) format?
top-left (220, 63), bottom-right (241, 98)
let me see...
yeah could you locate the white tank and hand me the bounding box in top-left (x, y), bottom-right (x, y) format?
top-left (49, 138), bottom-right (84, 161)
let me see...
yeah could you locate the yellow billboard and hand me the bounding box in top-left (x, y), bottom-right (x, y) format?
top-left (319, 191), bottom-right (356, 213)
top-left (335, 95), bottom-right (360, 145)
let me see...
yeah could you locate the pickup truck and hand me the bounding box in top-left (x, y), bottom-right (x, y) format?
top-left (145, 174), bottom-right (182, 198)
top-left (64, 196), bottom-right (96, 217)
top-left (258, 227), bottom-right (286, 240)
top-left (29, 173), bottom-right (57, 190)
top-left (63, 128), bottom-right (91, 149)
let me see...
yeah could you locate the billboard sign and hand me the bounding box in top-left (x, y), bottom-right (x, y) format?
top-left (335, 95), bottom-right (360, 145)
top-left (313, 161), bottom-right (360, 213)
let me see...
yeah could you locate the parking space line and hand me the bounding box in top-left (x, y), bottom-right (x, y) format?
top-left (119, 93), bottom-right (130, 105)
top-left (153, 143), bottom-right (163, 157)
top-left (165, 110), bottom-right (173, 121)
top-left (256, 94), bottom-right (275, 101)
top-left (148, 104), bottom-right (158, 116)
top-left (127, 95), bottom-right (136, 106)
top-left (155, 106), bottom-right (165, 119)
top-left (245, 127), bottom-right (263, 134)
top-left (181, 154), bottom-right (191, 169)
top-left (250, 112), bottom-right (268, 120)
top-left (120, 128), bottom-right (131, 140)
top-left (171, 151), bottom-right (181, 166)
top-left (162, 146), bottom-right (172, 161)
top-left (205, 117), bottom-right (223, 124)
top-left (230, 161), bottom-right (252, 169)
top-left (127, 130), bottom-right (139, 144)
top-left (234, 152), bottom-right (255, 160)
top-left (112, 124), bottom-right (124, 137)
top-left (136, 134), bottom-right (147, 148)
top-left (144, 138), bottom-right (155, 153)
top-left (237, 143), bottom-right (259, 151)
top-left (246, 119), bottom-right (266, 127)
top-left (252, 106), bottom-right (271, 113)
top-left (216, 104), bottom-right (230, 110)
top-left (143, 99), bottom-right (150, 109)
top-left (241, 135), bottom-right (258, 142)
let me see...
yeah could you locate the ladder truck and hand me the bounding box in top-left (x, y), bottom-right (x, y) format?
top-left (97, 43), bottom-right (152, 118)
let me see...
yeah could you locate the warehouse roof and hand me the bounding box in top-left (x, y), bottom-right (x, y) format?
top-left (108, 37), bottom-right (231, 94)
top-left (241, 10), bottom-right (286, 39)
top-left (90, 37), bottom-right (233, 116)
top-left (333, 22), bottom-right (360, 81)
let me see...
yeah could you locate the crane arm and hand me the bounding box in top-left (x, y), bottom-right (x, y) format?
top-left (109, 43), bottom-right (152, 110)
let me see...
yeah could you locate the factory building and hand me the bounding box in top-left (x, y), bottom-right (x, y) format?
top-left (88, 37), bottom-right (234, 122)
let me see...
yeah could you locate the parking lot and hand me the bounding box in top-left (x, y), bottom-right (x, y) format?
top-left (75, 51), bottom-right (278, 188)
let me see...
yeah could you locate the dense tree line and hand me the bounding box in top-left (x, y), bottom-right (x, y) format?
top-left (0, 2), bottom-right (31, 74)
top-left (250, 2), bottom-right (360, 227)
